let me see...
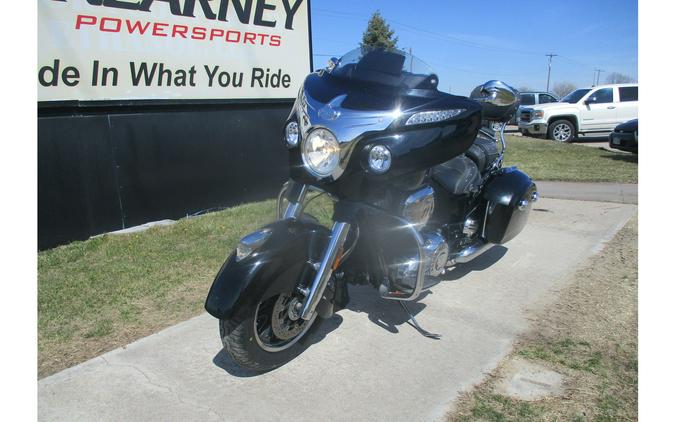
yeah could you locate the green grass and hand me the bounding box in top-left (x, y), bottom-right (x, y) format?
top-left (39, 199), bottom-right (276, 375)
top-left (518, 338), bottom-right (604, 374)
top-left (38, 194), bottom-right (333, 377)
top-left (503, 135), bottom-right (637, 183)
top-left (456, 394), bottom-right (543, 422)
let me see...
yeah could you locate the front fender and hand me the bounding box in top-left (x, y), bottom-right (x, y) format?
top-left (204, 218), bottom-right (331, 321)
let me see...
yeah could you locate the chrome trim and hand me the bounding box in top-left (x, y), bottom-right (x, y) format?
top-left (296, 90), bottom-right (402, 181)
top-left (401, 186), bottom-right (435, 227)
top-left (300, 221), bottom-right (351, 320)
top-left (462, 216), bottom-right (480, 237)
top-left (282, 184), bottom-right (309, 220)
top-left (276, 181), bottom-right (290, 219)
top-left (449, 239), bottom-right (495, 265)
top-left (488, 122), bottom-right (506, 172)
top-left (277, 182), bottom-right (336, 220)
top-left (471, 80), bottom-right (520, 108)
top-left (301, 93), bottom-right (400, 143)
top-left (421, 231), bottom-right (449, 277)
top-left (236, 228), bottom-right (273, 261)
top-left (481, 200), bottom-right (490, 239)
top-left (380, 216), bottom-right (426, 301)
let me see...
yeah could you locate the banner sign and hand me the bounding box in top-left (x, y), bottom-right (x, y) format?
top-left (38, 0), bottom-right (311, 102)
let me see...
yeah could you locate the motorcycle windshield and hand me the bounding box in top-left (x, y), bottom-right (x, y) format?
top-left (330, 47), bottom-right (437, 90)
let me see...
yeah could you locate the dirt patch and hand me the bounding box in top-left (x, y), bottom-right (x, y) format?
top-left (448, 215), bottom-right (637, 421)
top-left (493, 357), bottom-right (564, 401)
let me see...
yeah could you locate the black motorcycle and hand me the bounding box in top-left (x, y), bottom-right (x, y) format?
top-left (205, 47), bottom-right (538, 371)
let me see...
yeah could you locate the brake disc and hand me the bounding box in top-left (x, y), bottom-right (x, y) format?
top-left (271, 294), bottom-right (305, 340)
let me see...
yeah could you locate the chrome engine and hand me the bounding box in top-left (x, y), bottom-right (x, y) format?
top-left (401, 186), bottom-right (435, 227)
top-left (421, 231), bottom-right (449, 277)
top-left (388, 186), bottom-right (495, 294)
top-left (400, 186), bottom-right (450, 277)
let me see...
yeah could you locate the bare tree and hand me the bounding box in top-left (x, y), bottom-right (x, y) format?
top-left (552, 82), bottom-right (577, 98)
top-left (517, 86), bottom-right (533, 92)
top-left (605, 72), bottom-right (636, 84)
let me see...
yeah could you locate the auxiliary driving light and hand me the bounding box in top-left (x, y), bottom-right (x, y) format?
top-left (368, 145), bottom-right (392, 173)
top-left (285, 121), bottom-right (299, 147)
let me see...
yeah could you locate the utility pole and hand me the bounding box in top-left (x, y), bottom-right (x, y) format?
top-left (545, 53), bottom-right (557, 92)
top-left (594, 69), bottom-right (605, 86)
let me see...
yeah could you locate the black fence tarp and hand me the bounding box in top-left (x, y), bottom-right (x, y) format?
top-left (38, 102), bottom-right (293, 250)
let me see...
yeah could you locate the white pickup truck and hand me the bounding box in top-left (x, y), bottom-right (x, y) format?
top-left (518, 83), bottom-right (638, 142)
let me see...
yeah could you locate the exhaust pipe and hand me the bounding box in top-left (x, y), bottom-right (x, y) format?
top-left (448, 239), bottom-right (494, 266)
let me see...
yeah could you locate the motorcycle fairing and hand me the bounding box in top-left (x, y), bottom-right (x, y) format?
top-left (286, 59), bottom-right (483, 187)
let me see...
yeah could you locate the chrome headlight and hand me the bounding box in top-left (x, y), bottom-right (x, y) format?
top-left (405, 109), bottom-right (465, 126)
top-left (532, 110), bottom-right (544, 119)
top-left (236, 228), bottom-right (272, 261)
top-left (285, 121), bottom-right (299, 147)
top-left (301, 128), bottom-right (340, 178)
top-left (368, 145), bottom-right (392, 174)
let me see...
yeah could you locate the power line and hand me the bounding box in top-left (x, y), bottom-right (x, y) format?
top-left (313, 8), bottom-right (542, 56)
top-left (312, 7), bottom-right (615, 83)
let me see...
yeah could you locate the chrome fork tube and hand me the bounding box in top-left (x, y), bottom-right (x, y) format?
top-left (282, 184), bottom-right (309, 219)
top-left (300, 221), bottom-right (351, 320)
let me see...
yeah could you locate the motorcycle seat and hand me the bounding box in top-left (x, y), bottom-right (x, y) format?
top-left (431, 155), bottom-right (481, 195)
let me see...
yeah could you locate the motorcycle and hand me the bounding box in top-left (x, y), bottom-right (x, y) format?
top-left (205, 47), bottom-right (538, 371)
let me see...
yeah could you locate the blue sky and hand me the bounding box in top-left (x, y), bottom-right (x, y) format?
top-left (309, 0), bottom-right (638, 95)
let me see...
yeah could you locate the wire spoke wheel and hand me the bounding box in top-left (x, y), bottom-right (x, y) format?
top-left (253, 293), bottom-right (316, 352)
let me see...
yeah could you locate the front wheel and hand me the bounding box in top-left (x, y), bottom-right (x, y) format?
top-left (548, 119), bottom-right (576, 143)
top-left (220, 291), bottom-right (320, 372)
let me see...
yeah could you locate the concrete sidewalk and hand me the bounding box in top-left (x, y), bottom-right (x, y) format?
top-left (536, 181), bottom-right (637, 204)
top-left (38, 198), bottom-right (637, 422)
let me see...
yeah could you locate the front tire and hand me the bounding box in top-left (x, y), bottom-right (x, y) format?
top-left (220, 292), bottom-right (320, 372)
top-left (548, 119), bottom-right (576, 143)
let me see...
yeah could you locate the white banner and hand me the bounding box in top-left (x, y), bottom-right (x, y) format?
top-left (38, 0), bottom-right (311, 101)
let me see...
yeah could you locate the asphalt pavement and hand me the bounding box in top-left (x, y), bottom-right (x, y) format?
top-left (38, 198), bottom-right (637, 422)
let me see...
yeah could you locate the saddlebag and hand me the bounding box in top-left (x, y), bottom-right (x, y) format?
top-left (482, 167), bottom-right (537, 244)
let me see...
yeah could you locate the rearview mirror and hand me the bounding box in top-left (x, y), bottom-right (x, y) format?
top-left (326, 57), bottom-right (339, 72)
top-left (470, 80), bottom-right (520, 122)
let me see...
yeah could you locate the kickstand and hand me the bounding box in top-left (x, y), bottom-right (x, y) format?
top-left (398, 301), bottom-right (441, 340)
